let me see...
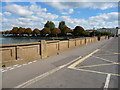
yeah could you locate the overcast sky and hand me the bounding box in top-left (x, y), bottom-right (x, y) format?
top-left (0, 1), bottom-right (119, 31)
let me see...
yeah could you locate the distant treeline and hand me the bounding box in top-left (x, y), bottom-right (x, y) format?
top-left (2, 21), bottom-right (112, 37)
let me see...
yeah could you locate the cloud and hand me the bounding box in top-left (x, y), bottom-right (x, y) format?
top-left (60, 12), bottom-right (118, 29)
top-left (2, 11), bottom-right (118, 31)
top-left (62, 8), bottom-right (74, 15)
top-left (2, 2), bottom-right (59, 31)
top-left (61, 8), bottom-right (74, 15)
top-left (88, 12), bottom-right (118, 28)
top-left (1, 2), bottom-right (118, 31)
top-left (29, 2), bottom-right (58, 20)
top-left (1, 0), bottom-right (120, 2)
top-left (0, 13), bottom-right (3, 16)
top-left (4, 4), bottom-right (33, 17)
top-left (4, 12), bottom-right (12, 16)
top-left (69, 9), bottom-right (74, 14)
top-left (29, 2), bottom-right (47, 12)
top-left (36, 12), bottom-right (58, 20)
top-left (0, 13), bottom-right (2, 20)
top-left (47, 2), bottom-right (117, 10)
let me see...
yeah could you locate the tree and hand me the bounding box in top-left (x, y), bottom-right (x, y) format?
top-left (5, 30), bottom-right (10, 34)
top-left (101, 31), bottom-right (111, 36)
top-left (17, 27), bottom-right (25, 36)
top-left (11, 27), bottom-right (19, 35)
top-left (41, 27), bottom-right (51, 36)
top-left (90, 31), bottom-right (101, 36)
top-left (0, 31), bottom-right (5, 35)
top-left (82, 31), bottom-right (90, 37)
top-left (73, 26), bottom-right (85, 36)
top-left (24, 28), bottom-right (32, 36)
top-left (44, 21), bottom-right (55, 31)
top-left (33, 28), bottom-right (40, 36)
top-left (51, 28), bottom-right (61, 37)
top-left (58, 21), bottom-right (66, 33)
top-left (62, 26), bottom-right (71, 34)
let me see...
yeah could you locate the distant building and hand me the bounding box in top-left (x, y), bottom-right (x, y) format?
top-left (86, 27), bottom-right (119, 35)
top-left (96, 28), bottom-right (118, 35)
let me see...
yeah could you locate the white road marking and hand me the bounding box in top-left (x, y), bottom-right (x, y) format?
top-left (15, 56), bottom-right (81, 88)
top-left (92, 56), bottom-right (116, 63)
top-left (33, 60), bottom-right (37, 63)
top-left (1, 61), bottom-right (37, 72)
top-left (2, 70), bottom-right (7, 72)
top-left (6, 67), bottom-right (11, 69)
top-left (28, 62), bottom-right (32, 64)
top-left (104, 74), bottom-right (111, 89)
top-left (17, 65), bottom-right (22, 68)
top-left (22, 64), bottom-right (27, 66)
top-left (9, 68), bottom-right (15, 70)
top-left (13, 64), bottom-right (19, 67)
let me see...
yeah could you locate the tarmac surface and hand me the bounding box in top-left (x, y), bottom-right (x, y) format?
top-left (2, 37), bottom-right (119, 88)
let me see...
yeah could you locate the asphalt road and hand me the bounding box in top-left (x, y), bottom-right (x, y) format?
top-left (2, 37), bottom-right (119, 88)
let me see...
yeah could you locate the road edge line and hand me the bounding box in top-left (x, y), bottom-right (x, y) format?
top-left (14, 56), bottom-right (81, 88)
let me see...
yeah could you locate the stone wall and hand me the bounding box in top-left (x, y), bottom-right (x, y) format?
top-left (0, 36), bottom-right (107, 67)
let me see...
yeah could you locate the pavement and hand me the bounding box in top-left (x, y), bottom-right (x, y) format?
top-left (1, 37), bottom-right (119, 89)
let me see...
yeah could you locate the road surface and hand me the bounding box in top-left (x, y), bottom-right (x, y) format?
top-left (2, 37), bottom-right (119, 89)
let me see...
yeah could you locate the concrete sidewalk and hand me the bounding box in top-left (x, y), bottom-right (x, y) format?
top-left (2, 37), bottom-right (113, 88)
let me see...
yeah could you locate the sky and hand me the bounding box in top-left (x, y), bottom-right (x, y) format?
top-left (0, 1), bottom-right (119, 31)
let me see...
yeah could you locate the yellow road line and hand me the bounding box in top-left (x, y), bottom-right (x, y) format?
top-left (70, 67), bottom-right (120, 77)
top-left (78, 63), bottom-right (120, 69)
top-left (100, 50), bottom-right (116, 54)
top-left (113, 53), bottom-right (120, 54)
top-left (68, 49), bottom-right (100, 69)
top-left (95, 54), bottom-right (118, 56)
top-left (92, 55), bottom-right (117, 63)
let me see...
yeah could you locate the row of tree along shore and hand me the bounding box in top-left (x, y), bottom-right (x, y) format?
top-left (2, 21), bottom-right (113, 37)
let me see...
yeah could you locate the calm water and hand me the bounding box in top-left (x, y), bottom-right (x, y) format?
top-left (0, 37), bottom-right (49, 44)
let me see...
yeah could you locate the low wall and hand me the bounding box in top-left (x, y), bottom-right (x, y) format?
top-left (59, 40), bottom-right (69, 52)
top-left (0, 36), bottom-right (108, 67)
top-left (0, 42), bottom-right (41, 66)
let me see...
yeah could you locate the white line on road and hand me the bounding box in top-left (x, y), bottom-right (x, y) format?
top-left (33, 60), bottom-right (37, 63)
top-left (1, 60), bottom-right (38, 72)
top-left (13, 64), bottom-right (19, 67)
top-left (15, 56), bottom-right (81, 88)
top-left (104, 74), bottom-right (111, 89)
top-left (9, 68), bottom-right (15, 70)
top-left (28, 62), bottom-right (33, 64)
top-left (6, 67), bottom-right (11, 69)
top-left (1, 70), bottom-right (7, 72)
top-left (16, 65), bottom-right (22, 68)
top-left (22, 64), bottom-right (27, 66)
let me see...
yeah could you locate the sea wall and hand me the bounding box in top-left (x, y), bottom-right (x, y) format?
top-left (0, 36), bottom-right (107, 67)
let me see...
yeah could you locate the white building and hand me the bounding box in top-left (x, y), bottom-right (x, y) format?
top-left (96, 28), bottom-right (119, 35)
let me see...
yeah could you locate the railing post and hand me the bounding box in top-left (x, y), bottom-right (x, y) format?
top-left (40, 40), bottom-right (47, 59)
top-left (68, 39), bottom-right (70, 48)
top-left (85, 38), bottom-right (87, 45)
top-left (75, 39), bottom-right (77, 46)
